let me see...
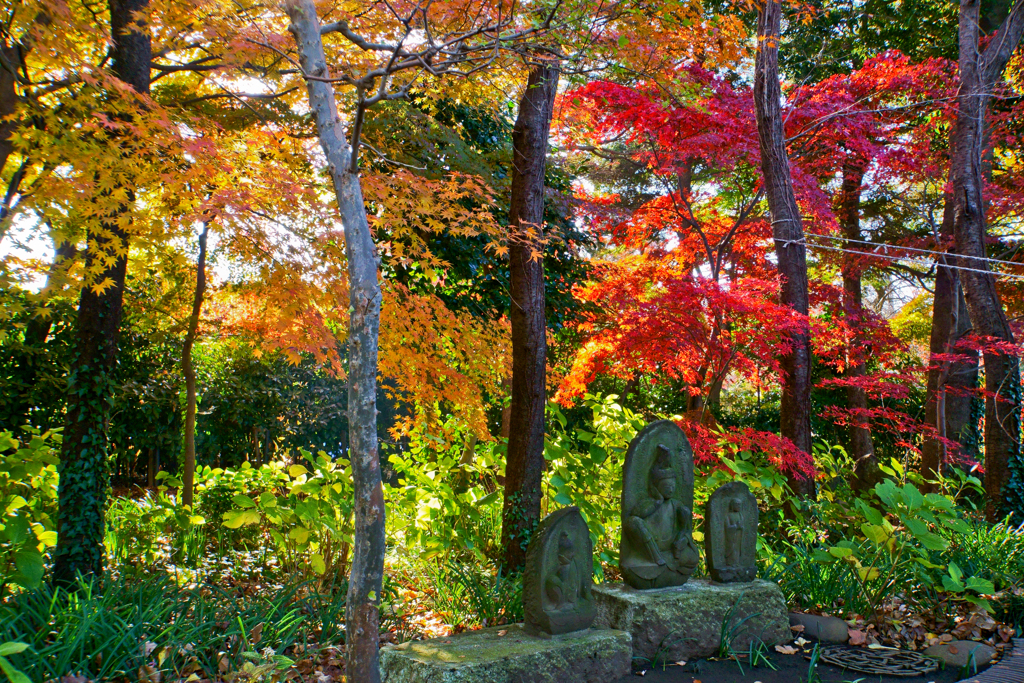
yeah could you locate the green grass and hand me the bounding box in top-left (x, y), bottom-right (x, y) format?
top-left (426, 561), bottom-right (522, 629)
top-left (0, 574), bottom-right (346, 680)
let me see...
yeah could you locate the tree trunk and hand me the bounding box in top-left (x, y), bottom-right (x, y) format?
top-left (753, 0), bottom-right (814, 498)
top-left (500, 64), bottom-right (559, 573)
top-left (285, 3), bottom-right (385, 680)
top-left (921, 196), bottom-right (979, 489)
top-left (181, 222), bottom-right (209, 508)
top-left (950, 0), bottom-right (1024, 519)
top-left (52, 0), bottom-right (150, 586)
top-left (839, 162), bottom-right (880, 491)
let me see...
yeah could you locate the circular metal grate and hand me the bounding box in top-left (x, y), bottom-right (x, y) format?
top-left (811, 645), bottom-right (940, 677)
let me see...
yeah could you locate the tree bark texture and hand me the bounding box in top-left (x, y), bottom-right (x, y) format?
top-left (839, 162), bottom-right (880, 491)
top-left (500, 64), bottom-right (559, 573)
top-left (52, 0), bottom-right (150, 586)
top-left (753, 0), bottom-right (814, 498)
top-left (921, 196), bottom-right (979, 489)
top-left (285, 2), bottom-right (385, 680)
top-left (950, 0), bottom-right (1024, 519)
top-left (181, 223), bottom-right (209, 508)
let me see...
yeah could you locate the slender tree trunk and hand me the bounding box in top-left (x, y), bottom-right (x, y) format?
top-left (839, 162), bottom-right (880, 491)
top-left (285, 3), bottom-right (385, 680)
top-left (921, 196), bottom-right (979, 489)
top-left (950, 0), bottom-right (1024, 519)
top-left (52, 0), bottom-right (150, 586)
top-left (181, 223), bottom-right (209, 508)
top-left (501, 63), bottom-right (559, 573)
top-left (753, 0), bottom-right (814, 498)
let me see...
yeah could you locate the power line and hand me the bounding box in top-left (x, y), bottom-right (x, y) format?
top-left (781, 239), bottom-right (1024, 283)
top-left (806, 233), bottom-right (1024, 270)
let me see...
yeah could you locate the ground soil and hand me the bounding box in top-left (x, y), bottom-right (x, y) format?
top-left (614, 646), bottom-right (982, 683)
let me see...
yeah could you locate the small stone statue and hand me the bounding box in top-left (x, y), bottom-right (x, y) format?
top-left (523, 506), bottom-right (597, 636)
top-left (620, 420), bottom-right (699, 589)
top-left (705, 481), bottom-right (758, 583)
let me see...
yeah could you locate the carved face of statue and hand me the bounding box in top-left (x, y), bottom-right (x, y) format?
top-left (653, 475), bottom-right (676, 500)
top-left (557, 533), bottom-right (575, 565)
top-left (728, 498), bottom-right (741, 513)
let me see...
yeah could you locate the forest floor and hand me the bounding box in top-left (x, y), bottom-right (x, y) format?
top-left (614, 647), bottom-right (981, 683)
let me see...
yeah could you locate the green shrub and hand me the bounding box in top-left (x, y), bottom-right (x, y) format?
top-left (0, 427), bottom-right (59, 596)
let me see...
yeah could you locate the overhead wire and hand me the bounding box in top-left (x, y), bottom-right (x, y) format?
top-left (779, 238), bottom-right (1024, 283)
top-left (805, 232), bottom-right (1024, 270)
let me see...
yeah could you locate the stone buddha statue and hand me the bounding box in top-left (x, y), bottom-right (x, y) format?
top-left (620, 421), bottom-right (699, 589)
top-left (523, 506), bottom-right (597, 636)
top-left (705, 481), bottom-right (758, 583)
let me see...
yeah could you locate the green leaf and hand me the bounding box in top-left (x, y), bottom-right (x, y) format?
top-left (827, 546), bottom-right (854, 558)
top-left (861, 523), bottom-right (890, 545)
top-left (904, 517), bottom-right (928, 537)
top-left (965, 576), bottom-right (995, 594)
top-left (0, 656), bottom-right (32, 683)
top-left (942, 516), bottom-right (972, 534)
top-left (232, 494), bottom-right (257, 509)
top-left (553, 492), bottom-right (573, 506)
top-left (310, 553), bottom-right (326, 575)
top-left (0, 643), bottom-right (28, 657)
top-left (14, 550), bottom-right (43, 587)
top-left (902, 484), bottom-right (924, 511)
top-left (289, 526), bottom-right (311, 545)
top-left (917, 531), bottom-right (948, 551)
top-left (856, 500), bottom-right (884, 526)
top-left (942, 575), bottom-right (965, 592)
top-left (2, 516), bottom-right (28, 544)
top-left (617, 35), bottom-right (629, 48)
top-left (223, 509), bottom-right (260, 528)
top-left (289, 464), bottom-right (309, 478)
top-left (948, 561), bottom-right (964, 583)
top-left (259, 492), bottom-right (278, 508)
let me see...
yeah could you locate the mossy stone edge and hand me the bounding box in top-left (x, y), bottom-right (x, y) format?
top-left (380, 624), bottom-right (632, 683)
top-left (592, 578), bottom-right (790, 663)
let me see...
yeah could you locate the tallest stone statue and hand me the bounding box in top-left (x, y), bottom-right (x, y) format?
top-left (619, 420), bottom-right (699, 589)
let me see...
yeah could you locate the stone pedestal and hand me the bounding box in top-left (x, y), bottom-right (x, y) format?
top-left (380, 624), bottom-right (632, 683)
top-left (592, 578), bottom-right (789, 665)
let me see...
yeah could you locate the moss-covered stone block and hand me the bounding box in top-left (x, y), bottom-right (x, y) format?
top-left (379, 624), bottom-right (631, 683)
top-left (592, 578), bottom-right (789, 664)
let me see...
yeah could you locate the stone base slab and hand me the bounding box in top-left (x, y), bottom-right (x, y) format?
top-left (592, 578), bottom-right (789, 665)
top-left (380, 624), bottom-right (632, 683)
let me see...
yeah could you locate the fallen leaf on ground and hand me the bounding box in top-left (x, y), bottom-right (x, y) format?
top-left (497, 630), bottom-right (507, 636)
top-left (674, 660), bottom-right (686, 666)
top-left (775, 645), bottom-right (798, 655)
top-left (795, 637), bottom-right (809, 646)
top-left (790, 624), bottom-right (805, 632)
top-left (849, 629), bottom-right (866, 646)
top-left (948, 645), bottom-right (959, 654)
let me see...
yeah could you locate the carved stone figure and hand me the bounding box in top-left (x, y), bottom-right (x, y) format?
top-left (705, 481), bottom-right (758, 583)
top-left (523, 506), bottom-right (597, 635)
top-left (620, 420), bottom-right (699, 589)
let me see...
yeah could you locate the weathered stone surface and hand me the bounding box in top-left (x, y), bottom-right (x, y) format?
top-left (924, 640), bottom-right (995, 668)
top-left (523, 506), bottom-right (596, 636)
top-left (593, 579), bottom-right (790, 663)
top-left (620, 420), bottom-right (699, 589)
top-left (788, 613), bottom-right (849, 643)
top-left (705, 481), bottom-right (758, 583)
top-left (379, 624), bottom-right (632, 683)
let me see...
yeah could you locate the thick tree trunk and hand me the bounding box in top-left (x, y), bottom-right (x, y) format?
top-left (181, 223), bottom-right (209, 508)
top-left (285, 3), bottom-right (385, 680)
top-left (950, 0), bottom-right (1024, 519)
top-left (500, 64), bottom-right (559, 573)
top-left (753, 0), bottom-right (814, 498)
top-left (839, 162), bottom-right (880, 491)
top-left (52, 0), bottom-right (150, 586)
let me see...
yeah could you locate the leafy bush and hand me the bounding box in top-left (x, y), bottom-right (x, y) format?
top-left (426, 561), bottom-right (523, 629)
top-left (0, 427), bottom-right (59, 596)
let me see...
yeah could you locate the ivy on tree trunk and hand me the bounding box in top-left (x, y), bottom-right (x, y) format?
top-left (52, 0), bottom-right (151, 586)
top-left (501, 63), bottom-right (559, 573)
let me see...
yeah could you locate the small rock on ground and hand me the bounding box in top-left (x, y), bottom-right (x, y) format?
top-left (788, 613), bottom-right (849, 643)
top-left (924, 640), bottom-right (995, 668)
